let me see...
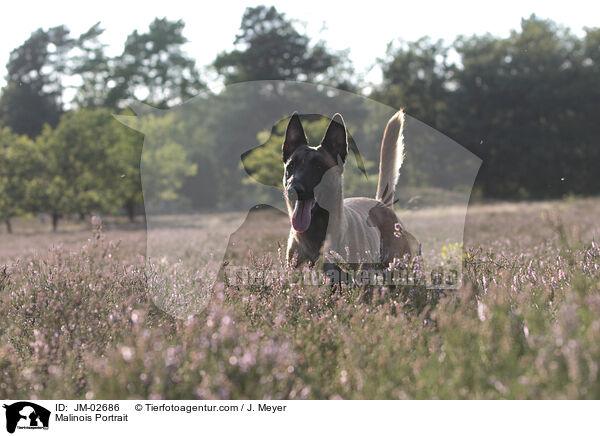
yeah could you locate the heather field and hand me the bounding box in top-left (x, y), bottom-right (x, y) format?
top-left (1, 197), bottom-right (600, 399)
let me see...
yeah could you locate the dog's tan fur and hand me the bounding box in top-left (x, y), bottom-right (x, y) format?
top-left (284, 110), bottom-right (418, 268)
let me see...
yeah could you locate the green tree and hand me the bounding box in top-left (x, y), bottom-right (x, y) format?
top-left (0, 128), bottom-right (39, 232)
top-left (0, 24), bottom-right (115, 136)
top-left (373, 37), bottom-right (453, 130)
top-left (0, 27), bottom-right (69, 136)
top-left (32, 109), bottom-right (143, 230)
top-left (375, 15), bottom-right (600, 199)
top-left (105, 18), bottom-right (205, 109)
top-left (70, 22), bottom-right (112, 109)
top-left (117, 112), bottom-right (198, 209)
top-left (451, 15), bottom-right (595, 198)
top-left (371, 38), bottom-right (462, 191)
top-left (214, 6), bottom-right (351, 87)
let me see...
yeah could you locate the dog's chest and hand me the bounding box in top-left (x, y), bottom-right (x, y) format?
top-left (323, 198), bottom-right (381, 264)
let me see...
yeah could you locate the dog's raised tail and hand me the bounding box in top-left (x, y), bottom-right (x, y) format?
top-left (376, 110), bottom-right (405, 207)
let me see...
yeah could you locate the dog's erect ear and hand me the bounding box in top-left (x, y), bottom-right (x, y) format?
top-left (282, 112), bottom-right (308, 162)
top-left (321, 113), bottom-right (347, 163)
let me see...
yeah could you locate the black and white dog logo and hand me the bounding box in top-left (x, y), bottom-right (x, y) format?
top-left (3, 402), bottom-right (50, 433)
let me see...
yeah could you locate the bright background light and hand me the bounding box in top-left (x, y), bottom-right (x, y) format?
top-left (1, 0), bottom-right (598, 88)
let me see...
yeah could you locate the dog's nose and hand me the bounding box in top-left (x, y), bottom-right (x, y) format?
top-left (290, 182), bottom-right (306, 197)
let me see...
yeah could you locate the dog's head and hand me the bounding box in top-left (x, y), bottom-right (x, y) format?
top-left (282, 113), bottom-right (348, 233)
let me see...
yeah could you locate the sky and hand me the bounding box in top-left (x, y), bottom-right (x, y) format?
top-left (1, 0), bottom-right (599, 90)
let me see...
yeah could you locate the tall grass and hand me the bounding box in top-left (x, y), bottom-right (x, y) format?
top-left (1, 199), bottom-right (600, 399)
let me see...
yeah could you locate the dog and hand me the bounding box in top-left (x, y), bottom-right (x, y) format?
top-left (282, 110), bottom-right (419, 271)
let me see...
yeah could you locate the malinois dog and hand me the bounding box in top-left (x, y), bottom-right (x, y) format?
top-left (282, 110), bottom-right (419, 271)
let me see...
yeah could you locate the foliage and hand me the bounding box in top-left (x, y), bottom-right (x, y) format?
top-left (0, 128), bottom-right (38, 231)
top-left (243, 116), bottom-right (329, 188)
top-left (374, 15), bottom-right (600, 199)
top-left (0, 27), bottom-right (66, 137)
top-left (1, 11), bottom-right (600, 224)
top-left (105, 18), bottom-right (205, 109)
top-left (70, 23), bottom-right (112, 109)
top-left (1, 200), bottom-right (600, 398)
top-left (242, 115), bottom-right (376, 197)
top-left (214, 6), bottom-right (352, 88)
top-left (132, 113), bottom-right (198, 207)
top-left (450, 16), bottom-right (600, 198)
top-left (0, 24), bottom-right (112, 137)
top-left (2, 6), bottom-right (600, 402)
top-left (373, 37), bottom-right (453, 130)
top-left (31, 109), bottom-right (143, 229)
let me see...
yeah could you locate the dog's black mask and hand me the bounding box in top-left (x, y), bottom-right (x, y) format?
top-left (282, 113), bottom-right (348, 233)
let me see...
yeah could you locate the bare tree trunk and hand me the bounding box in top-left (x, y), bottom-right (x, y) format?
top-left (52, 212), bottom-right (59, 232)
top-left (4, 218), bottom-right (11, 234)
top-left (126, 200), bottom-right (136, 222)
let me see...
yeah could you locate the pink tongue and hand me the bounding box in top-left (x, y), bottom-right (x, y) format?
top-left (292, 199), bottom-right (315, 233)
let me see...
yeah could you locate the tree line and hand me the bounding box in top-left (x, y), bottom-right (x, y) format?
top-left (1, 6), bottom-right (599, 231)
